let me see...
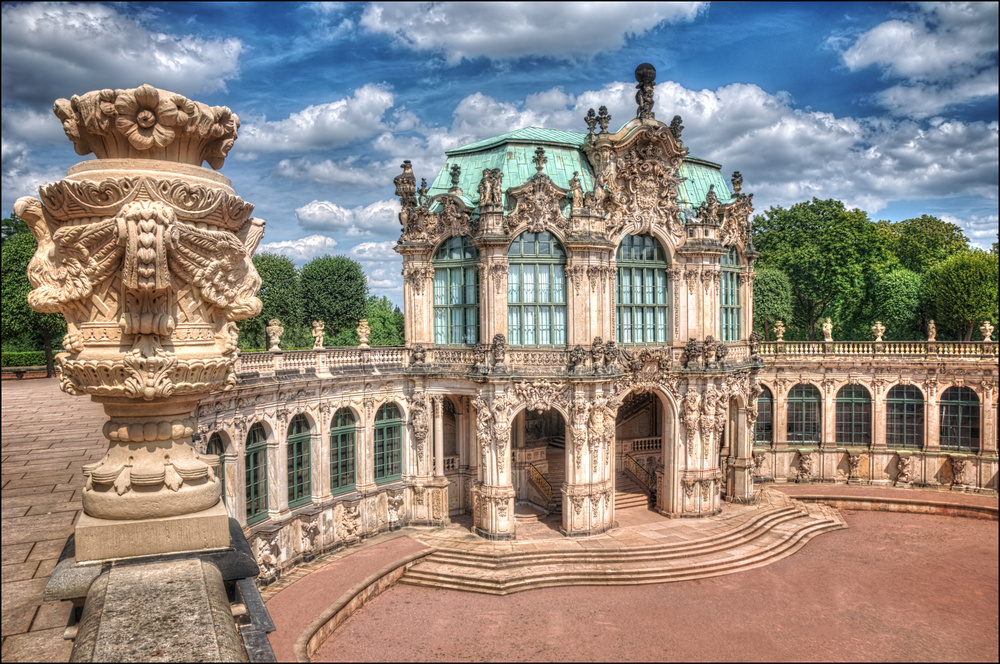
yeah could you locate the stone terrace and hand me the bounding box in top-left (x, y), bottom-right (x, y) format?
top-left (1, 378), bottom-right (106, 662)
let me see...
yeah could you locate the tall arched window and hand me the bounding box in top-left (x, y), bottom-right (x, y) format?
top-left (207, 433), bottom-right (226, 504)
top-left (287, 415), bottom-right (311, 508)
top-left (245, 423), bottom-right (268, 524)
top-left (508, 231), bottom-right (567, 346)
top-left (374, 403), bottom-right (403, 483)
top-left (330, 408), bottom-right (356, 493)
top-left (754, 386), bottom-right (773, 447)
top-left (720, 248), bottom-right (741, 342)
top-left (787, 384), bottom-right (821, 444)
top-left (886, 385), bottom-right (924, 449)
top-left (616, 234), bottom-right (669, 344)
top-left (939, 387), bottom-right (980, 452)
top-left (836, 385), bottom-right (872, 447)
top-left (433, 236), bottom-right (479, 345)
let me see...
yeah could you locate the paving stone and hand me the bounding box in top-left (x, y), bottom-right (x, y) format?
top-left (30, 601), bottom-right (72, 632)
top-left (0, 626), bottom-right (74, 663)
top-left (1, 578), bottom-right (47, 635)
top-left (27, 539), bottom-right (71, 562)
top-left (1, 544), bottom-right (34, 566)
top-left (2, 562), bottom-right (40, 583)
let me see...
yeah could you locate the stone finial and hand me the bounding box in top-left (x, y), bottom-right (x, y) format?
top-left (731, 171), bottom-right (743, 194)
top-left (53, 84), bottom-right (239, 169)
top-left (597, 106), bottom-right (611, 133)
top-left (394, 160), bottom-right (416, 209)
top-left (872, 321), bottom-right (886, 342)
top-left (312, 321), bottom-right (325, 349)
top-left (449, 164), bottom-right (462, 193)
top-left (634, 63), bottom-right (656, 120)
top-left (267, 319), bottom-right (284, 351)
top-left (532, 146), bottom-right (547, 173)
top-left (822, 317), bottom-right (834, 342)
top-left (417, 178), bottom-right (429, 204)
top-left (927, 319), bottom-right (936, 342)
top-left (774, 320), bottom-right (785, 342)
top-left (585, 108), bottom-right (597, 135)
top-left (669, 115), bottom-right (684, 142)
top-left (357, 319), bottom-right (370, 348)
top-left (981, 320), bottom-right (994, 342)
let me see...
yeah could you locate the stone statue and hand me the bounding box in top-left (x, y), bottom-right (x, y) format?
top-left (950, 456), bottom-right (967, 488)
top-left (896, 454), bottom-right (911, 486)
top-left (473, 343), bottom-right (489, 375)
top-left (357, 319), bottom-right (370, 348)
top-left (591, 336), bottom-right (606, 373)
top-left (927, 319), bottom-right (936, 342)
top-left (748, 330), bottom-right (762, 357)
top-left (981, 320), bottom-right (994, 342)
top-left (584, 108), bottom-right (597, 135)
top-left (569, 171), bottom-right (584, 210)
top-left (312, 321), bottom-right (325, 349)
top-left (568, 345), bottom-right (589, 375)
top-left (478, 169), bottom-right (493, 206)
top-left (597, 106), bottom-right (611, 133)
top-left (703, 335), bottom-right (718, 365)
top-left (491, 333), bottom-right (508, 374)
top-left (634, 63), bottom-right (656, 120)
top-left (267, 319), bottom-right (284, 351)
top-left (682, 338), bottom-right (702, 369)
top-left (411, 344), bottom-right (426, 365)
top-left (847, 453), bottom-right (862, 481)
top-left (774, 320), bottom-right (785, 342)
top-left (872, 321), bottom-right (885, 342)
top-left (797, 452), bottom-right (814, 483)
top-left (822, 318), bottom-right (833, 342)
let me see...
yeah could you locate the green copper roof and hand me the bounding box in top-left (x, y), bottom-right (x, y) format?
top-left (427, 127), bottom-right (733, 211)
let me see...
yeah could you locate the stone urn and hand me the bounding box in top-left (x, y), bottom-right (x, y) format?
top-left (16, 84), bottom-right (264, 561)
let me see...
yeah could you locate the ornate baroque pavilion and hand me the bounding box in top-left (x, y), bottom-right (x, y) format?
top-left (185, 66), bottom-right (998, 578)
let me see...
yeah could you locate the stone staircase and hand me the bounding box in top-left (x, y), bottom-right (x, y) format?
top-left (401, 499), bottom-right (845, 595)
top-left (615, 471), bottom-right (650, 510)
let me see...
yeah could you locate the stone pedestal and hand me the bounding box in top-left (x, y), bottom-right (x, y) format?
top-left (472, 484), bottom-right (515, 540)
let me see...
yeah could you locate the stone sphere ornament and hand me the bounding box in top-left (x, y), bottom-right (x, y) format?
top-left (634, 62), bottom-right (657, 84)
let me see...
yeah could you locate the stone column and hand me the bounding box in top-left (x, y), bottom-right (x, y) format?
top-left (433, 396), bottom-right (445, 478)
top-left (471, 391), bottom-right (515, 540)
top-left (18, 84), bottom-right (261, 562)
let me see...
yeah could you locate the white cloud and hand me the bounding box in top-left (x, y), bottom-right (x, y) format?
top-left (350, 241), bottom-right (399, 262)
top-left (842, 2), bottom-right (998, 117)
top-left (239, 85), bottom-right (394, 153)
top-left (1, 138), bottom-right (65, 202)
top-left (360, 2), bottom-right (706, 63)
top-left (295, 199), bottom-right (399, 237)
top-left (1, 2), bottom-right (242, 106)
top-left (257, 235), bottom-right (339, 262)
top-left (941, 213), bottom-right (1000, 250)
top-left (272, 156), bottom-right (382, 187)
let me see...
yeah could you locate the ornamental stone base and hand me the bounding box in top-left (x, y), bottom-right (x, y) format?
top-left (473, 484), bottom-right (515, 540)
top-left (561, 482), bottom-right (614, 536)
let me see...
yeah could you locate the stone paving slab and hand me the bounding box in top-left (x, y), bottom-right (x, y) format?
top-left (1, 378), bottom-right (106, 662)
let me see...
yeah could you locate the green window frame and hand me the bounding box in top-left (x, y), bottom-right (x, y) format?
top-left (754, 386), bottom-right (773, 447)
top-left (939, 387), bottom-right (980, 452)
top-left (787, 383), bottom-right (821, 444)
top-left (507, 231), bottom-right (567, 346)
top-left (433, 236), bottom-right (479, 345)
top-left (330, 408), bottom-right (357, 493)
top-left (287, 414), bottom-right (312, 508)
top-left (886, 385), bottom-right (924, 449)
top-left (245, 423), bottom-right (268, 525)
top-left (836, 385), bottom-right (872, 447)
top-left (207, 432), bottom-right (226, 505)
top-left (720, 248), bottom-right (741, 342)
top-left (615, 234), bottom-right (669, 345)
top-left (374, 403), bottom-right (402, 483)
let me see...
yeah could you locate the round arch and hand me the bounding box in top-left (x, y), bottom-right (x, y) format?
top-left (609, 223), bottom-right (680, 262)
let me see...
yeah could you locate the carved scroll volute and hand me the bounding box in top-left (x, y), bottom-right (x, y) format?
top-left (13, 85), bottom-right (264, 551)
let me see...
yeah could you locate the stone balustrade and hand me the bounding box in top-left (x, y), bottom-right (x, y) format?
top-left (760, 340), bottom-right (996, 358)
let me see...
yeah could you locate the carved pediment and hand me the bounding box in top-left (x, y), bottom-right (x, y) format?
top-left (504, 172), bottom-right (568, 235)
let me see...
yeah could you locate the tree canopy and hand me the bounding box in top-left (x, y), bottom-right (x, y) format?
top-left (752, 266), bottom-right (792, 341)
top-left (237, 253), bottom-right (304, 350)
top-left (878, 215), bottom-right (969, 274)
top-left (300, 255), bottom-right (368, 338)
top-left (922, 250), bottom-right (999, 341)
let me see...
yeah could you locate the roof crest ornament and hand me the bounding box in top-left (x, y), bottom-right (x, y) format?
top-left (597, 106), bottom-right (612, 133)
top-left (449, 164), bottom-right (462, 195)
top-left (585, 108), bottom-right (597, 136)
top-left (532, 146), bottom-right (547, 173)
top-left (634, 63), bottom-right (656, 120)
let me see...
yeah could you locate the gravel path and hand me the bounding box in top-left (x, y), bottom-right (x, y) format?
top-left (317, 511), bottom-right (998, 662)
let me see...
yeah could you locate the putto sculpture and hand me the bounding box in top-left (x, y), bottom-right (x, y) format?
top-left (16, 83), bottom-right (263, 561)
top-left (312, 320), bottom-right (325, 349)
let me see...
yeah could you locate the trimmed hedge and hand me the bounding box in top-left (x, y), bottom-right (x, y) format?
top-left (1, 351), bottom-right (49, 367)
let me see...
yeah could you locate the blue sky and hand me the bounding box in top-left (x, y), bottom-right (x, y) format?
top-left (3, 1), bottom-right (997, 306)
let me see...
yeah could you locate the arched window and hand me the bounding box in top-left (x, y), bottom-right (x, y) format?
top-left (207, 433), bottom-right (226, 504)
top-left (330, 408), bottom-right (357, 493)
top-left (720, 248), bottom-right (741, 342)
top-left (287, 415), bottom-right (311, 508)
top-left (939, 387), bottom-right (980, 452)
top-left (433, 236), bottom-right (479, 345)
top-left (615, 234), bottom-right (669, 345)
top-left (787, 384), bottom-right (821, 444)
top-left (508, 231), bottom-right (567, 346)
top-left (754, 386), bottom-right (773, 447)
top-left (886, 385), bottom-right (924, 449)
top-left (374, 403), bottom-right (403, 483)
top-left (245, 423), bottom-right (268, 524)
top-left (836, 385), bottom-right (872, 447)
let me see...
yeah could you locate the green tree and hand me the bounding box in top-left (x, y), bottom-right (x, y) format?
top-left (923, 250), bottom-right (999, 341)
top-left (752, 266), bottom-right (792, 341)
top-left (880, 215), bottom-right (969, 274)
top-left (752, 199), bottom-right (883, 340)
top-left (300, 256), bottom-right (368, 340)
top-left (1, 232), bottom-right (67, 376)
top-left (1, 214), bottom-right (28, 244)
top-left (237, 253), bottom-right (303, 350)
top-left (868, 268), bottom-right (924, 340)
top-left (365, 296), bottom-right (405, 346)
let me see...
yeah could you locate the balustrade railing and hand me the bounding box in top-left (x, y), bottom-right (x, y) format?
top-left (620, 437), bottom-right (662, 454)
top-left (528, 463), bottom-right (552, 503)
top-left (623, 453), bottom-right (654, 493)
top-left (760, 340), bottom-right (996, 358)
top-left (443, 456), bottom-right (459, 472)
top-left (235, 346), bottom-right (410, 375)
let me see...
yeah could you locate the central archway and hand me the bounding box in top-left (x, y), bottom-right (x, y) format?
top-left (511, 407), bottom-right (567, 534)
top-left (613, 384), bottom-right (679, 515)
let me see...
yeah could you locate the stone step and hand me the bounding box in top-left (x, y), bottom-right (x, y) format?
top-left (401, 512), bottom-right (843, 595)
